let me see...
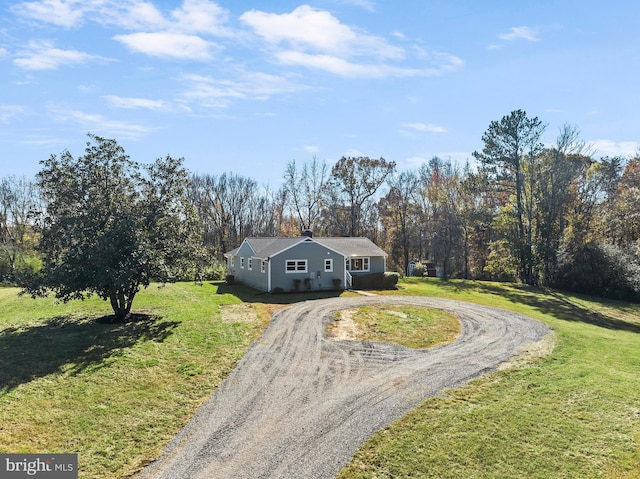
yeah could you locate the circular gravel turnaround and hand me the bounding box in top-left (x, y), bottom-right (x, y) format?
top-left (137, 296), bottom-right (550, 479)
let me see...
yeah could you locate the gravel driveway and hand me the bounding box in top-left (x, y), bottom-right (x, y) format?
top-left (137, 296), bottom-right (550, 479)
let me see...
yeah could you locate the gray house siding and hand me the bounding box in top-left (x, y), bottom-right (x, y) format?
top-left (225, 236), bottom-right (387, 293)
top-left (228, 242), bottom-right (269, 291)
top-left (269, 239), bottom-right (346, 292)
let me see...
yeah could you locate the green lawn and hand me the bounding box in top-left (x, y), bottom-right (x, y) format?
top-left (338, 278), bottom-right (640, 479)
top-left (328, 304), bottom-right (460, 349)
top-left (1, 279), bottom-right (639, 478)
top-left (0, 282), bottom-right (273, 478)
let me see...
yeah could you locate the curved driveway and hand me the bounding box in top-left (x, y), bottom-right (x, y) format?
top-left (137, 296), bottom-right (550, 479)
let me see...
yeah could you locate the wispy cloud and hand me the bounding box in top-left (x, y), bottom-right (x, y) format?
top-left (113, 32), bottom-right (216, 60)
top-left (0, 105), bottom-right (25, 123)
top-left (14, 40), bottom-right (109, 70)
top-left (499, 26), bottom-right (540, 42)
top-left (241, 5), bottom-right (462, 78)
top-left (102, 95), bottom-right (175, 112)
top-left (401, 122), bottom-right (447, 134)
top-left (12, 0), bottom-right (231, 33)
top-left (13, 0), bottom-right (232, 60)
top-left (590, 139), bottom-right (639, 158)
top-left (11, 0), bottom-right (88, 28)
top-left (51, 108), bottom-right (152, 140)
top-left (179, 71), bottom-right (308, 109)
top-left (303, 145), bottom-right (319, 154)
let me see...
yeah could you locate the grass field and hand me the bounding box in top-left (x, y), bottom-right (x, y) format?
top-left (338, 278), bottom-right (640, 479)
top-left (0, 282), bottom-right (278, 478)
top-left (1, 278), bottom-right (639, 478)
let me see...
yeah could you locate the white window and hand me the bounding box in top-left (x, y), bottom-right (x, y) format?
top-left (285, 259), bottom-right (308, 273)
top-left (230, 257), bottom-right (235, 268)
top-left (240, 257), bottom-right (245, 269)
top-left (248, 258), bottom-right (253, 270)
top-left (348, 257), bottom-right (370, 272)
top-left (324, 258), bottom-right (333, 272)
top-left (261, 260), bottom-right (267, 273)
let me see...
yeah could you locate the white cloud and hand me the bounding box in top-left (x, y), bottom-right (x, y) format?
top-left (14, 40), bottom-right (108, 70)
top-left (170, 0), bottom-right (230, 35)
top-left (12, 0), bottom-right (232, 61)
top-left (0, 105), bottom-right (25, 123)
top-left (52, 109), bottom-right (152, 140)
top-left (98, 1), bottom-right (167, 31)
top-left (11, 0), bottom-right (87, 28)
top-left (102, 95), bottom-right (174, 111)
top-left (499, 26), bottom-right (540, 42)
top-left (240, 5), bottom-right (459, 78)
top-left (12, 0), bottom-right (230, 34)
top-left (113, 32), bottom-right (215, 60)
top-left (241, 5), bottom-right (404, 59)
top-left (179, 71), bottom-right (307, 108)
top-left (402, 122), bottom-right (447, 134)
top-left (241, 6), bottom-right (362, 56)
top-left (590, 139), bottom-right (639, 158)
top-left (303, 145), bottom-right (319, 154)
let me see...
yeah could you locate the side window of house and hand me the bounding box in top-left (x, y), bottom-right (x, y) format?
top-left (285, 259), bottom-right (308, 273)
top-left (324, 258), bottom-right (333, 272)
top-left (261, 260), bottom-right (266, 273)
top-left (230, 257), bottom-right (235, 268)
top-left (248, 258), bottom-right (253, 270)
top-left (240, 257), bottom-right (245, 269)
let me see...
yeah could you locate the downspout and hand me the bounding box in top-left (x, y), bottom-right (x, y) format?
top-left (267, 257), bottom-right (271, 292)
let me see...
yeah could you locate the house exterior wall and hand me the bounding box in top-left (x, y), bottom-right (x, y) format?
top-left (228, 242), bottom-right (269, 291)
top-left (270, 239), bottom-right (346, 292)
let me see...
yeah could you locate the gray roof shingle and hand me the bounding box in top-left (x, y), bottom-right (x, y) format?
top-left (228, 236), bottom-right (386, 259)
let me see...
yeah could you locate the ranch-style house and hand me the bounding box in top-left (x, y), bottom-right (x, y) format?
top-left (224, 232), bottom-right (387, 292)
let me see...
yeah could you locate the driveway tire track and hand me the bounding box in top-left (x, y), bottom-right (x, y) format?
top-left (137, 296), bottom-right (550, 479)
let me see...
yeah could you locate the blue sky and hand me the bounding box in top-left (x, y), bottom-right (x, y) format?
top-left (1, 0), bottom-right (639, 188)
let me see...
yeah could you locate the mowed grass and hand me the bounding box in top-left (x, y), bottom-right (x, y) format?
top-left (329, 305), bottom-right (460, 349)
top-left (0, 282), bottom-right (273, 478)
top-left (2, 278), bottom-right (640, 478)
top-left (338, 278), bottom-right (640, 479)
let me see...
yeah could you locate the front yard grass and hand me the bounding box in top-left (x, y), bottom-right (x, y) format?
top-left (0, 282), bottom-right (272, 478)
top-left (328, 304), bottom-right (460, 349)
top-left (2, 278), bottom-right (640, 478)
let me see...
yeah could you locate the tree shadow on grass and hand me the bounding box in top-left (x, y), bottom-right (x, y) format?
top-left (438, 280), bottom-right (640, 334)
top-left (0, 313), bottom-right (179, 394)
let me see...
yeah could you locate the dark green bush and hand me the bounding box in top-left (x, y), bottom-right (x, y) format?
top-left (351, 272), bottom-right (399, 290)
top-left (555, 241), bottom-right (640, 302)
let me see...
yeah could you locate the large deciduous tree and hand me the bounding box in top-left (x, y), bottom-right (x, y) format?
top-left (0, 176), bottom-right (40, 282)
top-left (24, 134), bottom-right (202, 321)
top-left (326, 156), bottom-right (396, 237)
top-left (283, 156), bottom-right (328, 233)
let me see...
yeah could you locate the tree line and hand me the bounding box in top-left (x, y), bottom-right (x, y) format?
top-left (2, 110), bottom-right (639, 308)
